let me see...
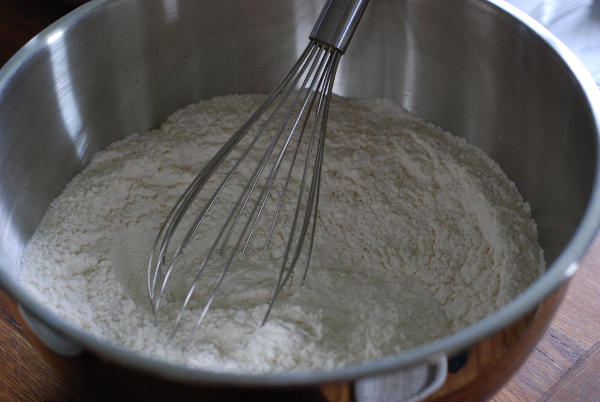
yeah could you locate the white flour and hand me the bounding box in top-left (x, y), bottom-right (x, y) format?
top-left (20, 94), bottom-right (544, 373)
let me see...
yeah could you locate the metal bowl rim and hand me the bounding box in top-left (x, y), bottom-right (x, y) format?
top-left (1, 0), bottom-right (599, 386)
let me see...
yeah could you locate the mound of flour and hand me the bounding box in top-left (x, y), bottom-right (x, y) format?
top-left (20, 94), bottom-right (544, 373)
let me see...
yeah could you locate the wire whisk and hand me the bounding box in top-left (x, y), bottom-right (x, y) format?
top-left (147, 0), bottom-right (370, 346)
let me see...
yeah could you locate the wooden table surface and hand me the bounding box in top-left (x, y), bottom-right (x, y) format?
top-left (1, 1), bottom-right (599, 401)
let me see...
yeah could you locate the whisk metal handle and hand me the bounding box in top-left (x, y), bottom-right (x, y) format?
top-left (310, 0), bottom-right (371, 53)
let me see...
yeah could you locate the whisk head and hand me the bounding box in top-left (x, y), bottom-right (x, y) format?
top-left (147, 40), bottom-right (343, 344)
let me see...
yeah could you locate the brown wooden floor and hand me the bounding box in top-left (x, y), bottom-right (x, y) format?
top-left (1, 0), bottom-right (600, 401)
top-left (491, 238), bottom-right (600, 402)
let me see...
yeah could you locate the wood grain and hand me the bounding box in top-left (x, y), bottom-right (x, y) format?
top-left (491, 237), bottom-right (600, 402)
top-left (0, 292), bottom-right (75, 401)
top-left (541, 342), bottom-right (600, 401)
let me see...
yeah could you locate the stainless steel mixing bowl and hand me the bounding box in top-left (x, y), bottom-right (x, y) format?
top-left (1, 0), bottom-right (599, 401)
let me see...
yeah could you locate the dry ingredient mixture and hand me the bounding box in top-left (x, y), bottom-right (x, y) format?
top-left (20, 94), bottom-right (545, 374)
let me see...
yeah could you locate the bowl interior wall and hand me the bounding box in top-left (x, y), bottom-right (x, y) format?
top-left (0, 0), bottom-right (596, 319)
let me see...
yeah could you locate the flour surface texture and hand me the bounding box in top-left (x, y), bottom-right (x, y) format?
top-left (20, 94), bottom-right (545, 374)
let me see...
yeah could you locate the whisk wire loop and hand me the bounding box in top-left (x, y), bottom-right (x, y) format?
top-left (261, 49), bottom-right (342, 325)
top-left (149, 41), bottom-right (343, 342)
top-left (148, 0), bottom-right (370, 344)
top-left (148, 44), bottom-right (319, 317)
top-left (218, 46), bottom-right (327, 255)
top-left (244, 45), bottom-right (336, 253)
top-left (177, 43), bottom-right (342, 347)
